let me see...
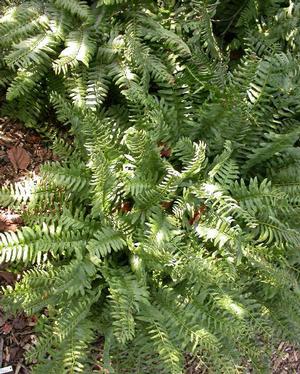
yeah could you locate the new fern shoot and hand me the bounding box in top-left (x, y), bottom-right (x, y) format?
top-left (0, 0), bottom-right (300, 373)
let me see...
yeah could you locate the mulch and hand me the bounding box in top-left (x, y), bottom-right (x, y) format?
top-left (272, 343), bottom-right (300, 374)
top-left (0, 118), bottom-right (300, 373)
top-left (0, 117), bottom-right (55, 187)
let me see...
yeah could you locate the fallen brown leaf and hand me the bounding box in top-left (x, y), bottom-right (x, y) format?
top-left (7, 146), bottom-right (31, 170)
top-left (0, 222), bottom-right (19, 232)
top-left (9, 346), bottom-right (24, 362)
top-left (0, 214), bottom-right (22, 233)
top-left (2, 323), bottom-right (12, 335)
top-left (0, 271), bottom-right (16, 285)
top-left (12, 318), bottom-right (28, 330)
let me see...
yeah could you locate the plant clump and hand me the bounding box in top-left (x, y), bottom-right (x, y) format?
top-left (0, 1), bottom-right (300, 373)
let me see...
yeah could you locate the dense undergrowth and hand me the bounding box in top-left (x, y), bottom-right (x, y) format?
top-left (0, 0), bottom-right (300, 373)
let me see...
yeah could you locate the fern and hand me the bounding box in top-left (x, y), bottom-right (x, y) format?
top-left (1, 1), bottom-right (300, 373)
top-left (53, 0), bottom-right (93, 22)
top-left (53, 28), bottom-right (96, 74)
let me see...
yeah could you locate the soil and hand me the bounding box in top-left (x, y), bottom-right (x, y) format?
top-left (0, 118), bottom-right (299, 373)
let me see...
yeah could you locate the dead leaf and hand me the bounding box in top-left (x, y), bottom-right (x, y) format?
top-left (2, 323), bottom-right (12, 335)
top-left (9, 346), bottom-right (24, 362)
top-left (0, 214), bottom-right (22, 233)
top-left (0, 271), bottom-right (16, 285)
top-left (7, 147), bottom-right (31, 170)
top-left (0, 220), bottom-right (19, 232)
top-left (12, 317), bottom-right (27, 330)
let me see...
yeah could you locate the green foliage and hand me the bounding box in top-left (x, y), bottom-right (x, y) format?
top-left (1, 0), bottom-right (300, 373)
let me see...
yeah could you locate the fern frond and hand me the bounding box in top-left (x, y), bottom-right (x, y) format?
top-left (53, 28), bottom-right (96, 74)
top-left (103, 267), bottom-right (149, 344)
top-left (87, 227), bottom-right (126, 258)
top-left (5, 33), bottom-right (58, 69)
top-left (85, 61), bottom-right (109, 109)
top-left (53, 0), bottom-right (93, 22)
top-left (41, 161), bottom-right (90, 195)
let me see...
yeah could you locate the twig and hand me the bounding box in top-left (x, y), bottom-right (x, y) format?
top-left (15, 363), bottom-right (22, 374)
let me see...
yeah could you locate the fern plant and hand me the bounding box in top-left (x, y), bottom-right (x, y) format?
top-left (1, 0), bottom-right (300, 373)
